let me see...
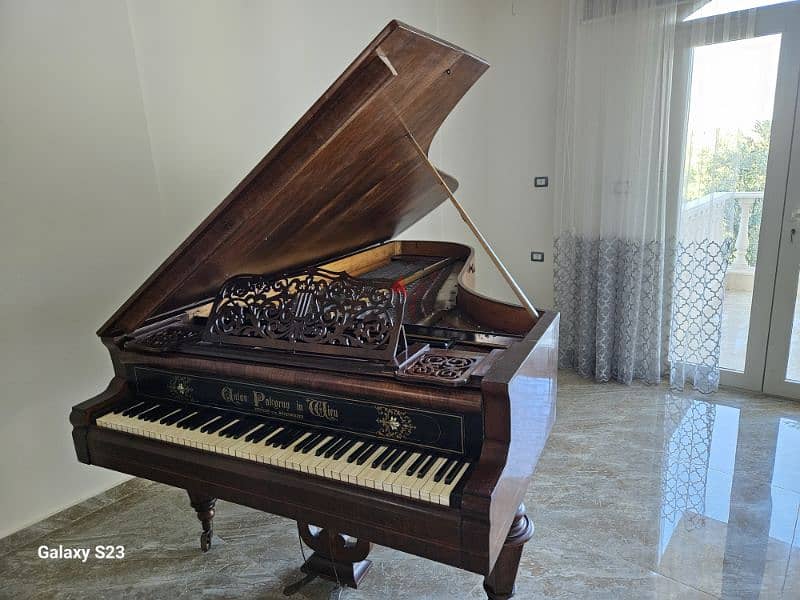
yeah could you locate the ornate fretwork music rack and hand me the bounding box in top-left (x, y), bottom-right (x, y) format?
top-left (202, 267), bottom-right (407, 361)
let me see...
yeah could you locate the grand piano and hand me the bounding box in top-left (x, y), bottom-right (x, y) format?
top-left (70, 21), bottom-right (557, 600)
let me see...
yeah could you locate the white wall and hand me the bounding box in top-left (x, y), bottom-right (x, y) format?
top-left (457, 0), bottom-right (563, 308)
top-left (0, 0), bottom-right (490, 538)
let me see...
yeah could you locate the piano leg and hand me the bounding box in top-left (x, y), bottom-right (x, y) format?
top-left (187, 490), bottom-right (217, 553)
top-left (483, 504), bottom-right (534, 600)
top-left (297, 522), bottom-right (372, 589)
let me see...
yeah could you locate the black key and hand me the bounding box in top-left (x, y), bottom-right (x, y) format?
top-left (120, 401), bottom-right (147, 416)
top-left (268, 428), bottom-right (293, 447)
top-left (347, 442), bottom-right (372, 463)
top-left (124, 401), bottom-right (157, 417)
top-left (372, 447), bottom-right (394, 469)
top-left (180, 410), bottom-right (215, 430)
top-left (112, 400), bottom-right (140, 415)
top-left (202, 416), bottom-right (234, 434)
top-left (161, 408), bottom-right (192, 425)
top-left (416, 455), bottom-right (436, 478)
top-left (379, 449), bottom-right (401, 470)
top-left (225, 419), bottom-right (257, 439)
top-left (246, 423), bottom-right (272, 442)
top-left (406, 453), bottom-right (426, 476)
top-left (390, 450), bottom-right (411, 473)
top-left (433, 459), bottom-right (455, 483)
top-left (300, 433), bottom-right (325, 453)
top-left (139, 404), bottom-right (176, 422)
top-left (357, 444), bottom-right (380, 465)
top-left (333, 440), bottom-right (357, 460)
top-left (444, 461), bottom-right (465, 485)
top-left (254, 423), bottom-right (280, 442)
top-left (266, 428), bottom-right (291, 446)
top-left (174, 410), bottom-right (200, 428)
top-left (294, 432), bottom-right (319, 451)
top-left (280, 429), bottom-right (306, 449)
top-left (134, 404), bottom-right (163, 420)
top-left (324, 437), bottom-right (350, 459)
top-left (315, 436), bottom-right (340, 456)
top-left (244, 424), bottom-right (268, 442)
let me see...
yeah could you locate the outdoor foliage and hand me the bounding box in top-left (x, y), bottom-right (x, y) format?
top-left (684, 120), bottom-right (771, 266)
top-left (684, 119), bottom-right (771, 201)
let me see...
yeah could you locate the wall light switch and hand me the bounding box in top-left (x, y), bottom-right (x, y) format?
top-left (530, 251), bottom-right (545, 262)
top-left (534, 176), bottom-right (549, 188)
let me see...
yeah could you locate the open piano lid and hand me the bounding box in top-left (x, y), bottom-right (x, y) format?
top-left (99, 21), bottom-right (489, 338)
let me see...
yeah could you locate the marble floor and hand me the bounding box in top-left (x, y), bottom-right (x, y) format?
top-left (2, 372), bottom-right (799, 599)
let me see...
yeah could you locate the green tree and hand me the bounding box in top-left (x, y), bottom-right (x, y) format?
top-left (684, 119), bottom-right (771, 201)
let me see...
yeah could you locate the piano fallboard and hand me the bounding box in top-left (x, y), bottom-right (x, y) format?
top-left (125, 366), bottom-right (482, 457)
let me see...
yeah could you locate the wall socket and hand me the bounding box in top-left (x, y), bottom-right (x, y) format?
top-left (534, 176), bottom-right (549, 188)
top-left (530, 251), bottom-right (545, 262)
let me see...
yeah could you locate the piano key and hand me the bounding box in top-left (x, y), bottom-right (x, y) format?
top-left (280, 429), bottom-right (306, 449)
top-left (347, 442), bottom-right (372, 463)
top-left (97, 402), bottom-right (472, 507)
top-left (204, 415), bottom-right (236, 434)
top-left (389, 450), bottom-right (411, 473)
top-left (139, 404), bottom-right (178, 422)
top-left (301, 435), bottom-right (332, 457)
top-left (355, 444), bottom-right (379, 465)
top-left (324, 437), bottom-right (349, 459)
top-left (122, 401), bottom-right (154, 417)
top-left (379, 448), bottom-right (401, 470)
top-left (418, 458), bottom-right (449, 502)
top-left (315, 436), bottom-right (340, 456)
top-left (296, 432), bottom-right (322, 452)
top-left (161, 408), bottom-right (193, 425)
top-left (217, 419), bottom-right (244, 438)
top-left (371, 446), bottom-right (393, 468)
top-left (416, 455), bottom-right (436, 478)
top-left (332, 439), bottom-right (356, 460)
top-left (245, 423), bottom-right (274, 442)
top-left (444, 460), bottom-right (464, 485)
top-left (431, 463), bottom-right (470, 506)
top-left (405, 453), bottom-right (426, 476)
top-left (382, 452), bottom-right (417, 492)
top-left (433, 458), bottom-right (455, 483)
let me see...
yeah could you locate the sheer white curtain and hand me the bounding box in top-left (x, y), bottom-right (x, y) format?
top-left (553, 0), bottom-right (756, 392)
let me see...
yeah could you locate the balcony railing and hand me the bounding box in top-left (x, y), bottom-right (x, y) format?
top-left (681, 191), bottom-right (763, 291)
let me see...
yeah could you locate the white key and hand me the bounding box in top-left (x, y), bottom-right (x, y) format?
top-left (384, 452), bottom-right (422, 495)
top-left (432, 462), bottom-right (470, 506)
top-left (415, 458), bottom-right (449, 502)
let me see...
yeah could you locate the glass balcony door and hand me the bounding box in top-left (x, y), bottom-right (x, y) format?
top-left (674, 2), bottom-right (800, 394)
top-left (764, 16), bottom-right (800, 397)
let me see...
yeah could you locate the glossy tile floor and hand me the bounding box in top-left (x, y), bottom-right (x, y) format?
top-left (1, 372), bottom-right (799, 599)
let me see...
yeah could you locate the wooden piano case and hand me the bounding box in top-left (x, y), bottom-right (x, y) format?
top-left (70, 21), bottom-right (557, 600)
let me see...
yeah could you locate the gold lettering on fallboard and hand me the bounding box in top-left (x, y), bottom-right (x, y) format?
top-left (305, 399), bottom-right (339, 422)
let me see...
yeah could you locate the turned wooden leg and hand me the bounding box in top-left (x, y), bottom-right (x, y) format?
top-left (483, 503), bottom-right (535, 600)
top-left (297, 522), bottom-right (372, 588)
top-left (187, 490), bottom-right (217, 553)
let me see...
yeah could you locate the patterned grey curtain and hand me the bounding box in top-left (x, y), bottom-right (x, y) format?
top-left (554, 235), bottom-right (732, 392)
top-left (554, 234), bottom-right (667, 384)
top-left (553, 0), bottom-right (745, 393)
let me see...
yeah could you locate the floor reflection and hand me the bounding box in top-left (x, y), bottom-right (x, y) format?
top-left (658, 395), bottom-right (800, 598)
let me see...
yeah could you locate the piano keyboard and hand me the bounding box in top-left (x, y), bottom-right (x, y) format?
top-left (96, 400), bottom-right (471, 507)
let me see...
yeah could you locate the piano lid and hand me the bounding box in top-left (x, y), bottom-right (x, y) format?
top-left (99, 21), bottom-right (489, 337)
